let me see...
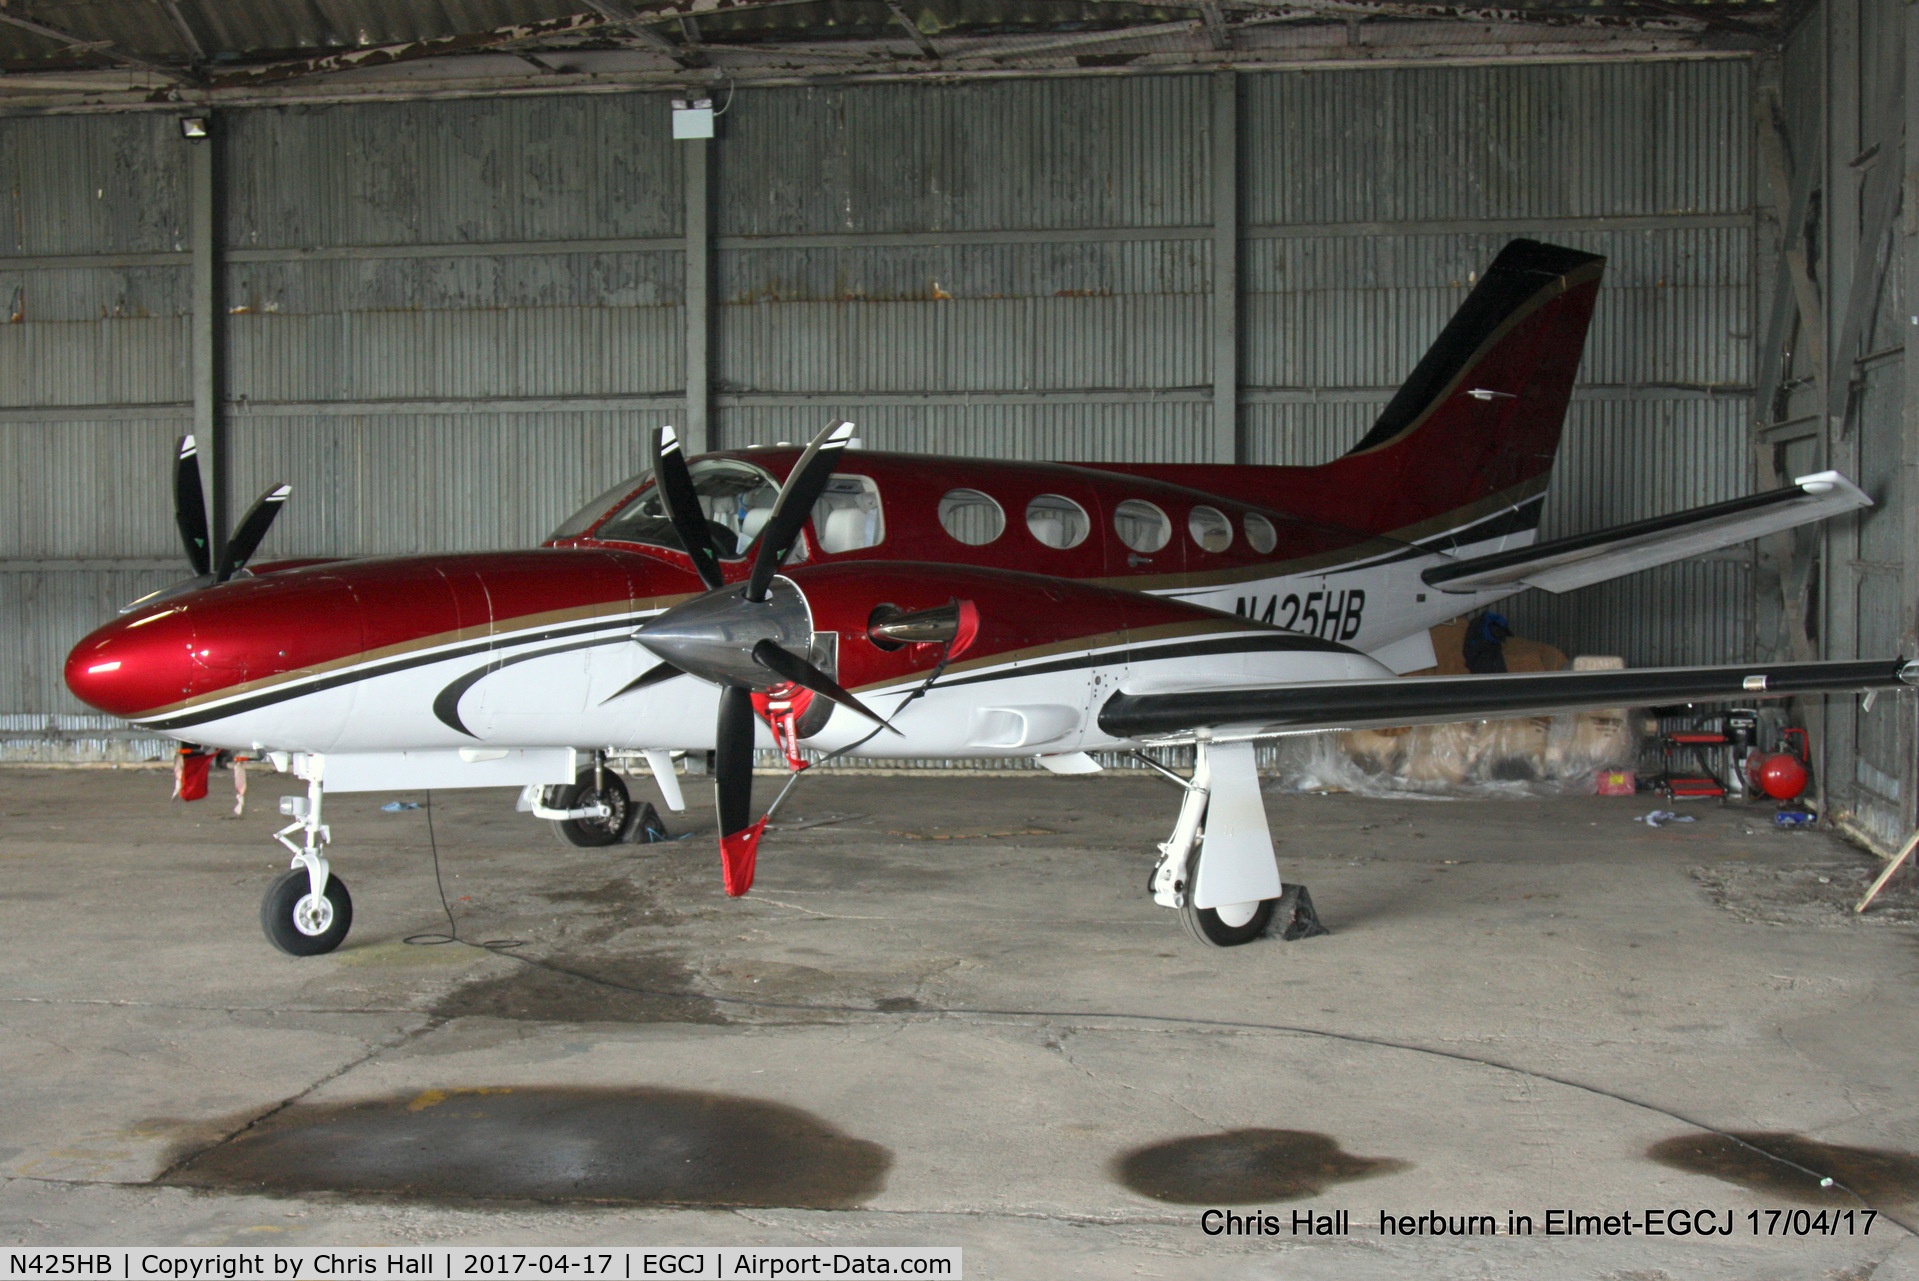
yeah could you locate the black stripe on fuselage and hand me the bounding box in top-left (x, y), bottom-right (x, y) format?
top-left (432, 634), bottom-right (641, 739)
top-left (136, 613), bottom-right (657, 732)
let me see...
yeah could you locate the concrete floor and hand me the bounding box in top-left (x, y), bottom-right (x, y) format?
top-left (4, 764), bottom-right (1919, 1279)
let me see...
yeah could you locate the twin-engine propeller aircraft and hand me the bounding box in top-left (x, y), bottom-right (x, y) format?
top-left (65, 240), bottom-right (1916, 956)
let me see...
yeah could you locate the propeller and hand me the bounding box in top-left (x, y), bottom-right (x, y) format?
top-left (223, 482), bottom-right (292, 579)
top-left (173, 435), bottom-right (211, 577)
top-left (625, 418), bottom-right (889, 896)
top-left (747, 420), bottom-right (856, 602)
top-left (650, 425), bottom-right (726, 591)
top-left (122, 437), bottom-right (292, 613)
top-left (750, 638), bottom-right (896, 730)
top-left (713, 686), bottom-right (761, 896)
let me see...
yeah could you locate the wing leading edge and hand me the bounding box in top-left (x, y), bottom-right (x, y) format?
top-left (1099, 658), bottom-right (1919, 740)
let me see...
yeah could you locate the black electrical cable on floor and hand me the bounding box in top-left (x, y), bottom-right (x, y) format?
top-left (402, 790), bottom-right (524, 952)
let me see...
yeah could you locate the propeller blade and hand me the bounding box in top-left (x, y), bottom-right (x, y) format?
top-left (598, 660), bottom-right (687, 704)
top-left (221, 482), bottom-right (291, 580)
top-left (650, 425), bottom-right (726, 591)
top-left (746, 419), bottom-right (855, 603)
top-left (714, 684), bottom-right (765, 896)
top-left (751, 639), bottom-right (901, 734)
top-left (173, 435), bottom-right (211, 577)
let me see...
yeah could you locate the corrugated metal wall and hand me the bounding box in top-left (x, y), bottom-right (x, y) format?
top-left (1772, 0), bottom-right (1917, 852)
top-left (3, 60), bottom-right (1760, 761)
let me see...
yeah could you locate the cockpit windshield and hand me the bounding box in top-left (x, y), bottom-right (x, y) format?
top-left (583, 459), bottom-right (783, 559)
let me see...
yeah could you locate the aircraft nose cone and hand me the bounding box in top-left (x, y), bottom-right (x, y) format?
top-left (65, 602), bottom-right (200, 718)
top-left (636, 577), bottom-right (812, 688)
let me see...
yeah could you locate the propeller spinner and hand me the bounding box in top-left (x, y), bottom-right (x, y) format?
top-left (623, 418), bottom-right (895, 896)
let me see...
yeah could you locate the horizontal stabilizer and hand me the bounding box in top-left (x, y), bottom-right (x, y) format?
top-left (1424, 471), bottom-right (1871, 595)
top-left (1099, 657), bottom-right (1917, 740)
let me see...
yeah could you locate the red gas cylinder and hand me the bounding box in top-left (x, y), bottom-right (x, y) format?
top-left (1753, 752), bottom-right (1809, 801)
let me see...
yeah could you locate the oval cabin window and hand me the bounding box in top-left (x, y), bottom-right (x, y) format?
top-left (1243, 512), bottom-right (1278, 555)
top-left (938, 489), bottom-right (1005, 546)
top-left (1026, 494), bottom-right (1090, 549)
top-left (1188, 505), bottom-right (1233, 553)
top-left (1113, 500), bottom-right (1171, 554)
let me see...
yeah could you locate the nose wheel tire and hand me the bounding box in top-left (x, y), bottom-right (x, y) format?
top-left (547, 767), bottom-right (632, 847)
top-left (261, 868), bottom-right (353, 956)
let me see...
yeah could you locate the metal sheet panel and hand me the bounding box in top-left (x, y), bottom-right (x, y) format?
top-left (1501, 560), bottom-right (1752, 668)
top-left (231, 252), bottom-right (683, 314)
top-left (0, 317), bottom-right (188, 408)
top-left (0, 114), bottom-right (186, 256)
top-left (716, 76), bottom-right (1212, 235)
top-left (0, 266), bottom-right (188, 326)
top-left (0, 420), bottom-right (185, 558)
top-left (226, 412), bottom-right (663, 557)
top-left (719, 402), bottom-right (1216, 463)
top-left (228, 304), bottom-right (683, 401)
top-left (717, 294), bottom-right (1206, 394)
top-left (1243, 228), bottom-right (1752, 391)
top-left (1242, 402), bottom-right (1378, 467)
top-left (222, 95), bottom-right (684, 248)
top-left (1244, 60), bottom-right (1751, 225)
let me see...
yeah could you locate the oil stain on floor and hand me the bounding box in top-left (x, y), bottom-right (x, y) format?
top-left (1114, 1129), bottom-right (1409, 1205)
top-left (165, 1085), bottom-right (891, 1208)
top-left (1647, 1131), bottom-right (1919, 1206)
top-left (431, 955), bottom-right (727, 1025)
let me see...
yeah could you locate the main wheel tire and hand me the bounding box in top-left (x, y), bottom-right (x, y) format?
top-left (624, 799), bottom-right (670, 844)
top-left (1178, 838), bottom-right (1277, 947)
top-left (548, 767), bottom-right (631, 847)
top-left (261, 868), bottom-right (353, 956)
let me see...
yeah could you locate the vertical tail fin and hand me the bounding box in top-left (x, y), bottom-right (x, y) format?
top-left (1311, 240), bottom-right (1604, 541)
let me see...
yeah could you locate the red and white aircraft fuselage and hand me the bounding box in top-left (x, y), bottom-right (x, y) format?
top-left (62, 240), bottom-right (1912, 954)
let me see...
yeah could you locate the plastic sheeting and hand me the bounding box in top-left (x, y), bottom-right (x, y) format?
top-left (1270, 711), bottom-right (1638, 800)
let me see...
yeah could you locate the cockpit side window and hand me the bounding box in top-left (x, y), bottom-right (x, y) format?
top-left (548, 475), bottom-right (648, 542)
top-left (812, 475), bottom-right (885, 553)
top-left (591, 459), bottom-right (782, 559)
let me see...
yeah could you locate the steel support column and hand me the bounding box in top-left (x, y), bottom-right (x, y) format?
top-left (1819, 0), bottom-right (1862, 817)
top-left (1903, 2), bottom-right (1919, 829)
top-left (1211, 70), bottom-right (1239, 465)
top-left (188, 116), bottom-right (230, 575)
top-left (683, 135), bottom-right (712, 456)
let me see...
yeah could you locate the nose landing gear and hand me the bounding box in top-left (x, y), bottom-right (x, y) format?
top-left (263, 772), bottom-right (353, 956)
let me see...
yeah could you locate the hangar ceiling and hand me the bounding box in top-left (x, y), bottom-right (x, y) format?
top-left (2, 0), bottom-right (1791, 105)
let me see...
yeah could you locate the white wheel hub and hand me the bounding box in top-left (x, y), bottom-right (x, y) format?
top-left (1213, 900), bottom-right (1259, 928)
top-left (292, 892), bottom-right (334, 936)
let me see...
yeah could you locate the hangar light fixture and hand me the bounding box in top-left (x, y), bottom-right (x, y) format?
top-left (180, 117), bottom-right (208, 139)
top-left (672, 99), bottom-right (714, 140)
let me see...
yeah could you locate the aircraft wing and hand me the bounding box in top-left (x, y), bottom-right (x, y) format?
top-left (1423, 471), bottom-right (1870, 595)
top-left (1098, 657), bottom-right (1917, 740)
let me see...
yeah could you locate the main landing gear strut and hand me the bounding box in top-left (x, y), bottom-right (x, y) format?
top-left (1141, 736), bottom-right (1327, 948)
top-left (263, 771), bottom-right (353, 955)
